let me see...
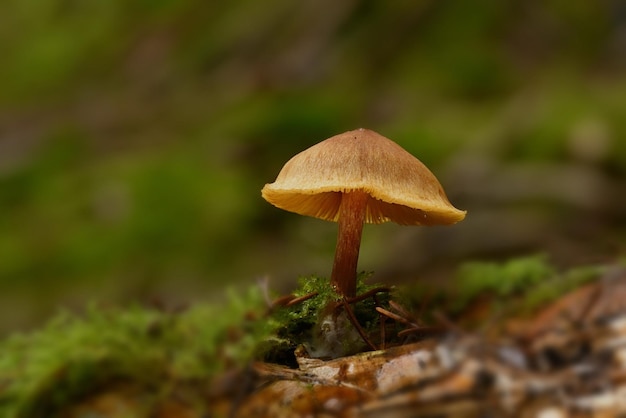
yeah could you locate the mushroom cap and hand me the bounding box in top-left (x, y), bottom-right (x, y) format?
top-left (261, 128), bottom-right (466, 225)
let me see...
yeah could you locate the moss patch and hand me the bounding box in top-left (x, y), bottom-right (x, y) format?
top-left (0, 287), bottom-right (274, 418)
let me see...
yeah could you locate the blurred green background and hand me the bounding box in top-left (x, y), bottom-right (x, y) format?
top-left (1, 0), bottom-right (625, 334)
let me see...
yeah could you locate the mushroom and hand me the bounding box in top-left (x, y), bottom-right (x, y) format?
top-left (262, 128), bottom-right (466, 298)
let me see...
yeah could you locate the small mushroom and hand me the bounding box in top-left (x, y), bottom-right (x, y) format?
top-left (262, 128), bottom-right (466, 298)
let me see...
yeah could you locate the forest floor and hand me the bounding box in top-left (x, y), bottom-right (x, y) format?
top-left (2, 255), bottom-right (626, 418)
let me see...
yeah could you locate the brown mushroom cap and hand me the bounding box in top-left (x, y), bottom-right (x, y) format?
top-left (262, 128), bottom-right (466, 226)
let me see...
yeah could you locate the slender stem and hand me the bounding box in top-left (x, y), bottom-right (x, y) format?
top-left (330, 191), bottom-right (368, 298)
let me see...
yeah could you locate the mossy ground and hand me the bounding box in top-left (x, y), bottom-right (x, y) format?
top-left (0, 256), bottom-right (619, 417)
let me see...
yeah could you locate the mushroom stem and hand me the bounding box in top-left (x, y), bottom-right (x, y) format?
top-left (331, 191), bottom-right (369, 298)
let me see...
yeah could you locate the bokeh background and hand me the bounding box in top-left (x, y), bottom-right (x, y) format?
top-left (1, 0), bottom-right (626, 335)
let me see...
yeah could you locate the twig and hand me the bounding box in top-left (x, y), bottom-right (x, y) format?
top-left (285, 292), bottom-right (319, 307)
top-left (341, 299), bottom-right (378, 351)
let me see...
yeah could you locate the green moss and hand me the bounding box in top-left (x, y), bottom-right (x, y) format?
top-left (452, 254), bottom-right (555, 312)
top-left (0, 286), bottom-right (275, 418)
top-left (0, 273), bottom-right (394, 415)
top-left (452, 255), bottom-right (614, 317)
top-left (265, 272), bottom-right (391, 361)
top-left (394, 255), bottom-right (626, 329)
top-left (402, 255), bottom-right (613, 327)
